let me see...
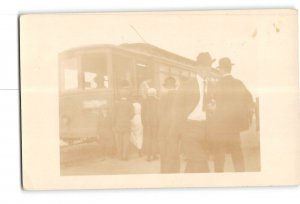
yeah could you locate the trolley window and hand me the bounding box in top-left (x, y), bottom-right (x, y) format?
top-left (81, 53), bottom-right (108, 90)
top-left (113, 54), bottom-right (133, 89)
top-left (61, 57), bottom-right (79, 91)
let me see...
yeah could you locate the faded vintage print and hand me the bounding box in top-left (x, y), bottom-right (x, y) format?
top-left (21, 10), bottom-right (300, 189)
top-left (59, 19), bottom-right (260, 175)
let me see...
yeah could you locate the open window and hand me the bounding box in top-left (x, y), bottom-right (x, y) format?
top-left (112, 54), bottom-right (133, 97)
top-left (81, 52), bottom-right (108, 90)
top-left (158, 63), bottom-right (181, 92)
top-left (136, 60), bottom-right (154, 99)
top-left (60, 57), bottom-right (79, 91)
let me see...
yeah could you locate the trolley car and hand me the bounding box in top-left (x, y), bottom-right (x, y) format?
top-left (59, 43), bottom-right (218, 143)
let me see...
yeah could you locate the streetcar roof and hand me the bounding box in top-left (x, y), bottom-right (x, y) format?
top-left (59, 43), bottom-right (197, 67)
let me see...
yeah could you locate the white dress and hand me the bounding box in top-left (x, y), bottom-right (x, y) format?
top-left (130, 102), bottom-right (143, 150)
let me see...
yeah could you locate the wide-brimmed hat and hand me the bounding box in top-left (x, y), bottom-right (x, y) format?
top-left (216, 57), bottom-right (235, 69)
top-left (196, 52), bottom-right (216, 66)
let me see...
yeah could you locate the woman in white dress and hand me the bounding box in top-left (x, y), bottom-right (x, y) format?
top-left (130, 99), bottom-right (143, 156)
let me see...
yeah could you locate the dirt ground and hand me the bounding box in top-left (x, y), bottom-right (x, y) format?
top-left (60, 123), bottom-right (260, 176)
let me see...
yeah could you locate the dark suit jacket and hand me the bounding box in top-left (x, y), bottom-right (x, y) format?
top-left (175, 76), bottom-right (217, 119)
top-left (174, 78), bottom-right (200, 120)
top-left (157, 75), bottom-right (217, 141)
top-left (141, 96), bottom-right (159, 128)
top-left (212, 75), bottom-right (253, 135)
top-left (157, 90), bottom-right (180, 141)
top-left (157, 77), bottom-right (206, 143)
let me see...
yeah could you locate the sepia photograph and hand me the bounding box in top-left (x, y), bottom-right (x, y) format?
top-left (59, 42), bottom-right (261, 175)
top-left (57, 13), bottom-right (261, 175)
top-left (20, 9), bottom-right (299, 189)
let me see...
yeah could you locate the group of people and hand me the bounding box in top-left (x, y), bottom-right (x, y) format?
top-left (98, 52), bottom-right (254, 173)
top-left (97, 80), bottom-right (160, 162)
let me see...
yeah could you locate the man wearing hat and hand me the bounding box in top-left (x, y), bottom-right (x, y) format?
top-left (211, 57), bottom-right (253, 172)
top-left (157, 76), bottom-right (182, 173)
top-left (113, 80), bottom-right (135, 161)
top-left (141, 88), bottom-right (159, 161)
top-left (177, 52), bottom-right (217, 173)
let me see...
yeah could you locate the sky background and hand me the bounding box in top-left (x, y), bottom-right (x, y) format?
top-left (21, 10), bottom-right (298, 97)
